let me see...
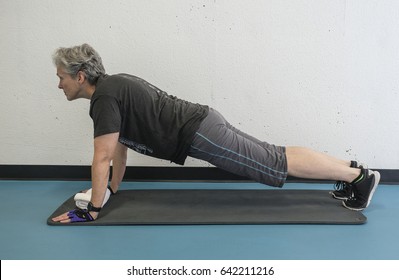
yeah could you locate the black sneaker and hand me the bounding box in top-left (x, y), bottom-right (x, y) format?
top-left (331, 181), bottom-right (353, 201)
top-left (331, 161), bottom-right (362, 200)
top-left (342, 168), bottom-right (380, 211)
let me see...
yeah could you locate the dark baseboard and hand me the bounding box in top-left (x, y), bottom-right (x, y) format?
top-left (0, 165), bottom-right (398, 184)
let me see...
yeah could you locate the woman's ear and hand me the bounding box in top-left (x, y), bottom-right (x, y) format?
top-left (77, 71), bottom-right (86, 84)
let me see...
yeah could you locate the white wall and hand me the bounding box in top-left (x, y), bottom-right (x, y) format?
top-left (1, 0), bottom-right (398, 168)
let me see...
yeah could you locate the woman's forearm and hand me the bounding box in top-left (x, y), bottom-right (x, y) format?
top-left (110, 142), bottom-right (128, 192)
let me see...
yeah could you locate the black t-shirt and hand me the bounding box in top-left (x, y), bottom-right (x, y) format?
top-left (89, 74), bottom-right (209, 165)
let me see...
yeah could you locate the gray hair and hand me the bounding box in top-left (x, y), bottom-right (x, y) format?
top-left (52, 43), bottom-right (105, 85)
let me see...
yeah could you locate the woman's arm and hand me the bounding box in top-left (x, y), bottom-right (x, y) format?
top-left (89, 132), bottom-right (120, 219)
top-left (52, 132), bottom-right (120, 223)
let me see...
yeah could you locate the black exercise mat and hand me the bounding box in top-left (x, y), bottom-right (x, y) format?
top-left (47, 189), bottom-right (367, 226)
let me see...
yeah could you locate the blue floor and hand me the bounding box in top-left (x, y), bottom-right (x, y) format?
top-left (0, 180), bottom-right (398, 260)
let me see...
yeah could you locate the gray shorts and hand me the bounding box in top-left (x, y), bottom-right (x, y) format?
top-left (188, 108), bottom-right (288, 187)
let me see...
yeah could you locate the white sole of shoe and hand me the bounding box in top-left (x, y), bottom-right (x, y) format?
top-left (330, 191), bottom-right (349, 201)
top-left (365, 170), bottom-right (380, 208)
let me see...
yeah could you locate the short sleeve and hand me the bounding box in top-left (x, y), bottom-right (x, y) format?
top-left (90, 95), bottom-right (121, 138)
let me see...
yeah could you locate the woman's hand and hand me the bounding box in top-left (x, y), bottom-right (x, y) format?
top-left (51, 209), bottom-right (98, 223)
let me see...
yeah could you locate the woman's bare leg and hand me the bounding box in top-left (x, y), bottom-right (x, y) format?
top-left (285, 146), bottom-right (360, 182)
